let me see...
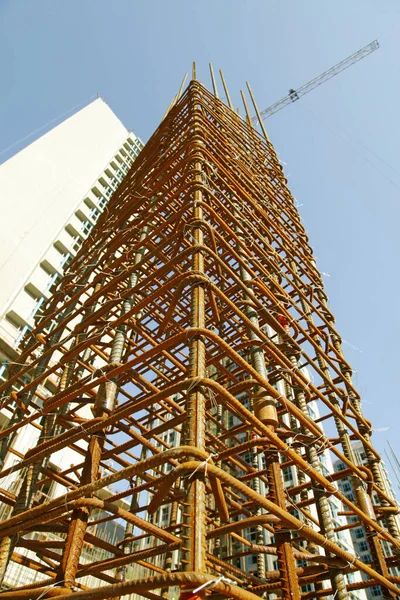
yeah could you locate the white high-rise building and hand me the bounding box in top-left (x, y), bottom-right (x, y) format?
top-left (0, 98), bottom-right (143, 372)
top-left (0, 99), bottom-right (143, 589)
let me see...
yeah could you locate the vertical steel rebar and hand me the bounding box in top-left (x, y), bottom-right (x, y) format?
top-left (0, 79), bottom-right (398, 600)
top-left (179, 89), bottom-right (208, 599)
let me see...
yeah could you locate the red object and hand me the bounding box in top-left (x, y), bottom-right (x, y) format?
top-left (278, 314), bottom-right (290, 332)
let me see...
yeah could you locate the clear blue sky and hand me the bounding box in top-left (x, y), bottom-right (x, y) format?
top-left (1, 1), bottom-right (400, 483)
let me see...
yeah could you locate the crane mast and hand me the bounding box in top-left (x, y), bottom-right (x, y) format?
top-left (253, 39), bottom-right (379, 123)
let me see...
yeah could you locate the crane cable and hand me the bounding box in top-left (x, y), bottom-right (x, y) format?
top-left (301, 105), bottom-right (400, 193)
top-left (0, 93), bottom-right (98, 161)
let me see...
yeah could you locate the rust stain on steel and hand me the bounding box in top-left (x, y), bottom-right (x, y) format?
top-left (0, 79), bottom-right (398, 599)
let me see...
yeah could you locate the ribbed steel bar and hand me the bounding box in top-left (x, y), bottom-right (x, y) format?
top-left (0, 79), bottom-right (397, 600)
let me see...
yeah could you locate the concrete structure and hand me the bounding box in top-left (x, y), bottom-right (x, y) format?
top-left (0, 99), bottom-right (143, 590)
top-left (0, 98), bottom-right (143, 374)
top-left (334, 442), bottom-right (400, 599)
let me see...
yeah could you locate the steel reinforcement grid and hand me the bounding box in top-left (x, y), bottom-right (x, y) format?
top-left (0, 77), bottom-right (398, 600)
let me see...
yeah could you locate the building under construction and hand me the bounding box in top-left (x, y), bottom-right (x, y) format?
top-left (0, 68), bottom-right (398, 600)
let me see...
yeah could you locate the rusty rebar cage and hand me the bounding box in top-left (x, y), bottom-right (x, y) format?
top-left (0, 78), bottom-right (399, 600)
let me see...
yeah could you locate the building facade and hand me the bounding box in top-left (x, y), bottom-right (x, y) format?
top-left (134, 330), bottom-right (368, 600)
top-left (334, 442), bottom-right (400, 599)
top-left (0, 98), bottom-right (143, 590)
top-left (0, 98), bottom-right (143, 373)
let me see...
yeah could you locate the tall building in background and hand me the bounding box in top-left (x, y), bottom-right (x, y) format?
top-left (0, 97), bottom-right (143, 590)
top-left (137, 379), bottom-right (368, 600)
top-left (334, 443), bottom-right (400, 600)
top-left (0, 98), bottom-right (143, 372)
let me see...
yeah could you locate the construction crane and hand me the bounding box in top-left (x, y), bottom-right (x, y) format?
top-left (252, 39), bottom-right (379, 123)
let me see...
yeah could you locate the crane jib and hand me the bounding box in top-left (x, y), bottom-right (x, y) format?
top-left (252, 39), bottom-right (379, 123)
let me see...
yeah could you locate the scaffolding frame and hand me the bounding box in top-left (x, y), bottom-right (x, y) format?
top-left (0, 75), bottom-right (398, 600)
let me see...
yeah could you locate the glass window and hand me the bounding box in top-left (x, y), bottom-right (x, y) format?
top-left (354, 528), bottom-right (365, 539)
top-left (73, 238), bottom-right (83, 253)
top-left (0, 361), bottom-right (8, 381)
top-left (297, 559), bottom-right (307, 568)
top-left (370, 586), bottom-right (381, 597)
top-left (321, 464), bottom-right (330, 477)
top-left (243, 452), bottom-right (252, 465)
top-left (89, 207), bottom-right (101, 221)
top-left (282, 467), bottom-right (293, 482)
top-left (96, 196), bottom-right (107, 210)
top-left (363, 553), bottom-right (372, 563)
top-left (60, 252), bottom-right (72, 268)
top-left (81, 221), bottom-right (93, 236)
top-left (329, 503), bottom-right (338, 519)
top-left (349, 516), bottom-right (358, 524)
top-left (307, 405), bottom-right (316, 419)
top-left (358, 540), bottom-right (369, 552)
